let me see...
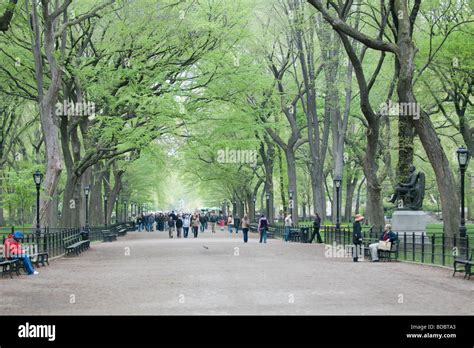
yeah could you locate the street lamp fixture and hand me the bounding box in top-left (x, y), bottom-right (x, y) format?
top-left (124, 200), bottom-right (128, 222)
top-left (457, 146), bottom-right (470, 257)
top-left (84, 186), bottom-right (90, 227)
top-left (333, 176), bottom-right (342, 242)
top-left (252, 196), bottom-right (256, 221)
top-left (265, 192), bottom-right (270, 218)
top-left (104, 194), bottom-right (108, 227)
top-left (33, 170), bottom-right (43, 237)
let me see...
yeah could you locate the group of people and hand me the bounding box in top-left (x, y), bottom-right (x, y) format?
top-left (133, 210), bottom-right (273, 244)
top-left (134, 209), bottom-right (397, 257)
top-left (352, 214), bottom-right (398, 262)
top-left (283, 212), bottom-right (323, 243)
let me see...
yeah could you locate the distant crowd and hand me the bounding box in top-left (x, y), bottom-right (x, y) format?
top-left (133, 211), bottom-right (271, 243)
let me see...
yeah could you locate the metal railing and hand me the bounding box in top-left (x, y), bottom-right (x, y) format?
top-left (1, 222), bottom-right (130, 259)
top-left (323, 225), bottom-right (472, 267)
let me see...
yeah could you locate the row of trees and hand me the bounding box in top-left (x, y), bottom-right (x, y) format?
top-left (180, 0), bottom-right (473, 238)
top-left (0, 1), bottom-right (472, 238)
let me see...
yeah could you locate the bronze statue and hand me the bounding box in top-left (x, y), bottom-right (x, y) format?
top-left (388, 165), bottom-right (425, 210)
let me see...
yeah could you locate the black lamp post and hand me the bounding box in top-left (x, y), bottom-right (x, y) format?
top-left (457, 146), bottom-right (470, 257)
top-left (104, 194), bottom-right (108, 227)
top-left (33, 170), bottom-right (43, 237)
top-left (233, 200), bottom-right (237, 217)
top-left (265, 192), bottom-right (270, 219)
top-left (334, 176), bottom-right (342, 242)
top-left (226, 200), bottom-right (229, 217)
top-left (115, 197), bottom-right (119, 224)
top-left (123, 200), bottom-right (127, 222)
top-left (84, 186), bottom-right (90, 227)
top-left (253, 196), bottom-right (256, 222)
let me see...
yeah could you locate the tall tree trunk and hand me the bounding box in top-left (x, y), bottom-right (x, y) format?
top-left (31, 1), bottom-right (65, 228)
top-left (285, 147), bottom-right (298, 223)
top-left (394, 0), bottom-right (459, 237)
top-left (277, 147), bottom-right (287, 215)
top-left (344, 173), bottom-right (358, 221)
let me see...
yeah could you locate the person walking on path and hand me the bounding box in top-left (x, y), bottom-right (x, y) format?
top-left (199, 214), bottom-right (207, 233)
top-left (309, 213), bottom-right (323, 243)
top-left (176, 214), bottom-right (183, 238)
top-left (147, 213), bottom-right (155, 232)
top-left (209, 212), bottom-right (218, 233)
top-left (191, 213), bottom-right (200, 238)
top-left (227, 215), bottom-right (234, 234)
top-left (219, 216), bottom-right (225, 232)
top-left (284, 213), bottom-right (292, 242)
top-left (167, 215), bottom-right (175, 238)
top-left (234, 214), bottom-right (241, 234)
top-left (137, 213), bottom-right (144, 232)
top-left (258, 214), bottom-right (269, 244)
top-left (352, 214), bottom-right (364, 262)
top-left (183, 214), bottom-right (190, 238)
top-left (4, 232), bottom-right (38, 275)
top-left (241, 214), bottom-right (250, 243)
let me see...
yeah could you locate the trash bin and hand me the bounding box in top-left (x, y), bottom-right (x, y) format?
top-left (80, 228), bottom-right (90, 241)
top-left (301, 227), bottom-right (310, 243)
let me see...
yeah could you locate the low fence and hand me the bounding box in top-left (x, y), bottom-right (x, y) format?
top-left (249, 222), bottom-right (472, 268)
top-left (324, 225), bottom-right (471, 267)
top-left (1, 222), bottom-right (129, 259)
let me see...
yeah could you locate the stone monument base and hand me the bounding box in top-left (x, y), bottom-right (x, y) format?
top-left (391, 210), bottom-right (429, 243)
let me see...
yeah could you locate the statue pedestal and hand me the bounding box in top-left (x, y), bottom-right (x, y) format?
top-left (391, 210), bottom-right (429, 243)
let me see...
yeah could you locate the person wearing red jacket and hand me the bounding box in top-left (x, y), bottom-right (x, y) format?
top-left (4, 232), bottom-right (38, 275)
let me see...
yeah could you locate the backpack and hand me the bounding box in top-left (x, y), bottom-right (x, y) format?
top-left (260, 218), bottom-right (268, 228)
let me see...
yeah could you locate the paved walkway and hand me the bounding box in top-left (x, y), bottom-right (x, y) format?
top-left (1, 230), bottom-right (473, 315)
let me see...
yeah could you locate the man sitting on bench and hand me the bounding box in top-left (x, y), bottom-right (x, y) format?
top-left (4, 232), bottom-right (39, 275)
top-left (369, 224), bottom-right (398, 262)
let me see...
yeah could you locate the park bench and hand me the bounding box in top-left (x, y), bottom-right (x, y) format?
top-left (266, 226), bottom-right (275, 239)
top-left (64, 234), bottom-right (89, 256)
top-left (0, 246), bottom-right (21, 278)
top-left (116, 225), bottom-right (128, 237)
top-left (125, 222), bottom-right (135, 232)
top-left (363, 236), bottom-right (399, 262)
top-left (289, 227), bottom-right (302, 242)
top-left (453, 251), bottom-right (473, 280)
top-left (102, 229), bottom-right (118, 242)
top-left (22, 243), bottom-right (49, 268)
top-left (377, 238), bottom-right (399, 262)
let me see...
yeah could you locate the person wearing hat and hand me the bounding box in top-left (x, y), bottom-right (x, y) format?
top-left (352, 214), bottom-right (364, 262)
top-left (3, 232), bottom-right (38, 275)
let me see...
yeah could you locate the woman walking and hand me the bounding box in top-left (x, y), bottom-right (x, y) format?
top-left (241, 214), bottom-right (250, 243)
top-left (176, 214), bottom-right (183, 238)
top-left (258, 214), bottom-right (269, 244)
top-left (284, 213), bottom-right (292, 242)
top-left (219, 216), bottom-right (225, 232)
top-left (183, 214), bottom-right (190, 238)
top-left (227, 215), bottom-right (234, 234)
top-left (192, 213), bottom-right (200, 238)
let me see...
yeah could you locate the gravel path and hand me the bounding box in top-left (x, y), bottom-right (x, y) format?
top-left (1, 231), bottom-right (473, 315)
